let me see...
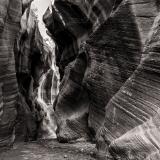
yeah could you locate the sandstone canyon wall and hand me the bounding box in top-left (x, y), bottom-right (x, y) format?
top-left (1, 0), bottom-right (160, 159)
top-left (44, 0), bottom-right (160, 159)
top-left (0, 0), bottom-right (22, 147)
top-left (0, 0), bottom-right (58, 147)
top-left (44, 0), bottom-right (157, 138)
top-left (44, 0), bottom-right (118, 142)
top-left (15, 3), bottom-right (58, 140)
top-left (106, 7), bottom-right (160, 160)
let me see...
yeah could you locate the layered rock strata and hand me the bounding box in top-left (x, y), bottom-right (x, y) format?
top-left (45, 0), bottom-right (158, 144)
top-left (106, 10), bottom-right (160, 160)
top-left (0, 0), bottom-right (58, 147)
top-left (15, 4), bottom-right (58, 141)
top-left (0, 0), bottom-right (22, 147)
top-left (44, 0), bottom-right (117, 142)
top-left (91, 0), bottom-right (159, 141)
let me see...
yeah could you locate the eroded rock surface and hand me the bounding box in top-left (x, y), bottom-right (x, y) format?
top-left (44, 0), bottom-right (159, 146)
top-left (15, 3), bottom-right (58, 141)
top-left (44, 0), bottom-right (117, 142)
top-left (0, 0), bottom-right (22, 148)
top-left (0, 0), bottom-right (58, 146)
top-left (1, 0), bottom-right (160, 159)
top-left (107, 10), bottom-right (160, 160)
top-left (95, 0), bottom-right (159, 143)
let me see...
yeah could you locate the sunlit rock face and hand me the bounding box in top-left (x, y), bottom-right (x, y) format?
top-left (0, 0), bottom-right (22, 148)
top-left (44, 0), bottom-right (160, 147)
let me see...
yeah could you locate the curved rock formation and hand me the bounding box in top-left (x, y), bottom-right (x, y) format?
top-left (107, 10), bottom-right (160, 160)
top-left (95, 0), bottom-right (159, 142)
top-left (44, 0), bottom-right (117, 142)
top-left (43, 0), bottom-right (115, 79)
top-left (96, 0), bottom-right (160, 148)
top-left (1, 0), bottom-right (160, 159)
top-left (44, 0), bottom-right (159, 145)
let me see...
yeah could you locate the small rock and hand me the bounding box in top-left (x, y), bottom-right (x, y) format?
top-left (90, 151), bottom-right (93, 155)
top-left (80, 148), bottom-right (84, 152)
top-left (64, 155), bottom-right (68, 158)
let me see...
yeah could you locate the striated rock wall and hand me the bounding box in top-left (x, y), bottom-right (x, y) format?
top-left (44, 0), bottom-right (116, 142)
top-left (108, 12), bottom-right (160, 159)
top-left (0, 0), bottom-right (58, 147)
top-left (44, 0), bottom-right (159, 144)
top-left (0, 0), bottom-right (22, 148)
top-left (96, 0), bottom-right (159, 143)
top-left (91, 0), bottom-right (159, 141)
top-left (0, 0), bottom-right (58, 146)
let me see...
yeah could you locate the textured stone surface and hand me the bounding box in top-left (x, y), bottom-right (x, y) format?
top-left (1, 0), bottom-right (160, 159)
top-left (107, 10), bottom-right (160, 160)
top-left (14, 4), bottom-right (58, 141)
top-left (0, 0), bottom-right (22, 148)
top-left (43, 3), bottom-right (91, 79)
top-left (54, 52), bottom-right (90, 142)
top-left (44, 0), bottom-right (116, 142)
top-left (0, 0), bottom-right (60, 146)
top-left (45, 0), bottom-right (158, 144)
top-left (54, 0), bottom-right (116, 30)
top-left (43, 0), bottom-right (115, 79)
top-left (90, 0), bottom-right (158, 140)
top-left (14, 6), bottom-right (43, 141)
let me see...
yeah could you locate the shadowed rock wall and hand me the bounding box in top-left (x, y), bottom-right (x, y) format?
top-left (0, 0), bottom-right (58, 147)
top-left (43, 0), bottom-right (115, 79)
top-left (14, 5), bottom-right (57, 141)
top-left (0, 0), bottom-right (22, 148)
top-left (44, 0), bottom-right (117, 142)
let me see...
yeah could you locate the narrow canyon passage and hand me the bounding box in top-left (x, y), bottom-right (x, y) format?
top-left (1, 0), bottom-right (160, 160)
top-left (0, 0), bottom-right (97, 159)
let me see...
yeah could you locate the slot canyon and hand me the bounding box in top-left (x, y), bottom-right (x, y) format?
top-left (1, 0), bottom-right (160, 160)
